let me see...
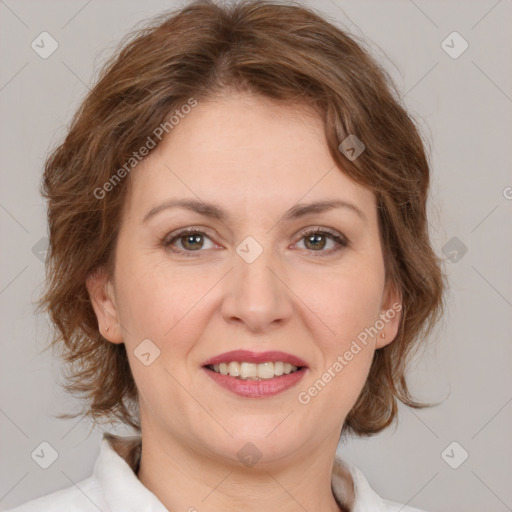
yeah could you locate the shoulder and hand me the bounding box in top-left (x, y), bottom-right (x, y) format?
top-left (338, 457), bottom-right (432, 512)
top-left (4, 476), bottom-right (106, 512)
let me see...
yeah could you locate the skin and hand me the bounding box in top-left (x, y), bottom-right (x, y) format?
top-left (87, 92), bottom-right (401, 512)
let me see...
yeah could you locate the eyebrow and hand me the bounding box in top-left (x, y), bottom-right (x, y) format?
top-left (143, 198), bottom-right (367, 223)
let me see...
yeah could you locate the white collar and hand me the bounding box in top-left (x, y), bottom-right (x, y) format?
top-left (93, 433), bottom-right (396, 512)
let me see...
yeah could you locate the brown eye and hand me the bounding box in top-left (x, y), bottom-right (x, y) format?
top-left (180, 233), bottom-right (205, 251)
top-left (304, 232), bottom-right (327, 250)
top-left (296, 228), bottom-right (348, 255)
top-left (164, 228), bottom-right (216, 255)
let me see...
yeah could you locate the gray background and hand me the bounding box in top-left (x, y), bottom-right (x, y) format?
top-left (1, 0), bottom-right (511, 511)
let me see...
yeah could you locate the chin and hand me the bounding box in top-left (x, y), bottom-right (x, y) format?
top-left (207, 422), bottom-right (305, 464)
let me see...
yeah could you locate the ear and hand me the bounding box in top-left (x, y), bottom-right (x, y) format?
top-left (376, 279), bottom-right (402, 349)
top-left (86, 267), bottom-right (123, 344)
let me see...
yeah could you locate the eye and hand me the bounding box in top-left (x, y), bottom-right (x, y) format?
top-left (163, 226), bottom-right (349, 258)
top-left (163, 228), bottom-right (216, 256)
top-left (294, 227), bottom-right (348, 256)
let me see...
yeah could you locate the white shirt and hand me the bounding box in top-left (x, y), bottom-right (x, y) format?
top-left (6, 433), bottom-right (428, 512)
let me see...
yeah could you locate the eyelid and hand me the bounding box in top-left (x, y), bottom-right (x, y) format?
top-left (295, 226), bottom-right (347, 243)
top-left (163, 226), bottom-right (211, 242)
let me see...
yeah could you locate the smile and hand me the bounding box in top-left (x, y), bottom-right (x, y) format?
top-left (202, 349), bottom-right (308, 398)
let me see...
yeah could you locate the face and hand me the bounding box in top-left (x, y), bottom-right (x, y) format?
top-left (88, 92), bottom-right (401, 466)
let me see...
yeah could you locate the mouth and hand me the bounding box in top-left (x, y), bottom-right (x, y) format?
top-left (201, 350), bottom-right (308, 397)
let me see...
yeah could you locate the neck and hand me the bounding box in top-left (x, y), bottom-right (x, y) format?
top-left (135, 425), bottom-right (348, 512)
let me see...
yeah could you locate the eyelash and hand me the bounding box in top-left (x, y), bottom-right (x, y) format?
top-left (162, 226), bottom-right (349, 258)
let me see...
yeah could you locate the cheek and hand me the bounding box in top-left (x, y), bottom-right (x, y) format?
top-left (294, 256), bottom-right (385, 350)
top-left (114, 249), bottom-right (213, 336)
top-left (113, 254), bottom-right (219, 388)
top-left (298, 270), bottom-right (382, 413)
top-left (331, 276), bottom-right (383, 341)
top-left (113, 258), bottom-right (211, 407)
top-left (303, 257), bottom-right (385, 411)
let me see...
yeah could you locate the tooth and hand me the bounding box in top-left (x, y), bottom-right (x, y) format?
top-left (228, 361), bottom-right (240, 377)
top-left (240, 362), bottom-right (258, 379)
top-left (274, 361), bottom-right (284, 376)
top-left (257, 362), bottom-right (275, 379)
top-left (210, 361), bottom-right (301, 378)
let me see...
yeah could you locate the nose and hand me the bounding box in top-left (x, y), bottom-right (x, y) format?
top-left (220, 244), bottom-right (293, 334)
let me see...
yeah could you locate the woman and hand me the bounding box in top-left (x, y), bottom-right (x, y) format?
top-left (8, 0), bottom-right (444, 510)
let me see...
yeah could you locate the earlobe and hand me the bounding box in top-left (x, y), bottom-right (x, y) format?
top-left (376, 281), bottom-right (402, 349)
top-left (85, 268), bottom-right (123, 344)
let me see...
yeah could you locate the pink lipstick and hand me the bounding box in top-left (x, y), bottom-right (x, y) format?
top-left (202, 350), bottom-right (308, 398)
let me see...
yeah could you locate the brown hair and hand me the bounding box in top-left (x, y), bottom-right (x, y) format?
top-left (39, 0), bottom-right (445, 436)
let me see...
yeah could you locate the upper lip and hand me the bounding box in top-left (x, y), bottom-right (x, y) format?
top-left (202, 350), bottom-right (308, 367)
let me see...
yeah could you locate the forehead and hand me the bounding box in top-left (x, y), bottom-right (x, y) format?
top-left (124, 93), bottom-right (375, 219)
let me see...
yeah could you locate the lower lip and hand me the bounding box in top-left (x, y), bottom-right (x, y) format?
top-left (202, 367), bottom-right (307, 398)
